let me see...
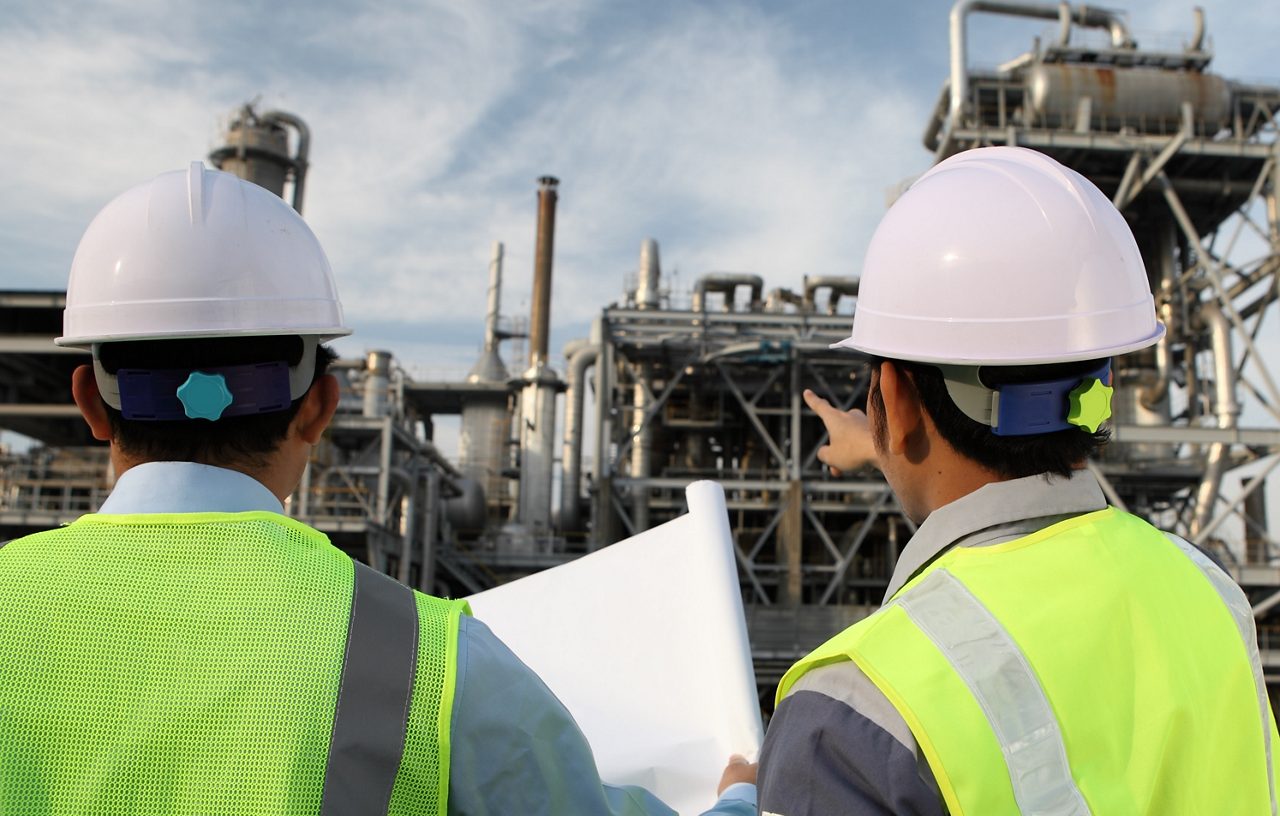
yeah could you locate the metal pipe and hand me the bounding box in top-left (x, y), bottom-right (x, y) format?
top-left (421, 469), bottom-right (440, 593)
top-left (397, 474), bottom-right (418, 585)
top-left (377, 418), bottom-right (393, 529)
top-left (1194, 454), bottom-right (1280, 554)
top-left (485, 242), bottom-right (504, 352)
top-left (1188, 6), bottom-right (1206, 53)
top-left (949, 1), bottom-right (1133, 126)
top-left (518, 364), bottom-right (559, 532)
top-left (764, 288), bottom-right (805, 312)
top-left (1141, 315), bottom-right (1174, 409)
top-left (560, 341), bottom-right (599, 531)
top-left (691, 273), bottom-right (764, 312)
top-left (637, 239), bottom-right (661, 310)
top-left (1140, 220), bottom-right (1178, 410)
top-left (529, 176), bottom-right (559, 367)
top-left (1192, 304), bottom-right (1240, 537)
top-left (363, 350), bottom-right (393, 418)
top-left (1056, 2), bottom-right (1071, 46)
top-left (261, 110), bottom-right (310, 214)
top-left (631, 363), bottom-right (653, 531)
top-left (589, 332), bottom-right (616, 550)
top-left (802, 275), bottom-right (860, 315)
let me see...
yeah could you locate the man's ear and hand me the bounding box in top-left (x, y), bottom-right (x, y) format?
top-left (878, 361), bottom-right (925, 457)
top-left (292, 374), bottom-right (340, 445)
top-left (71, 365), bottom-right (113, 442)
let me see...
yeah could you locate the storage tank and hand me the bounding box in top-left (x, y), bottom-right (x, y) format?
top-left (1028, 65), bottom-right (1231, 134)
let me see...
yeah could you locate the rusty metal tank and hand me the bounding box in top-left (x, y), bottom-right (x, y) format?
top-left (1028, 64), bottom-right (1231, 133)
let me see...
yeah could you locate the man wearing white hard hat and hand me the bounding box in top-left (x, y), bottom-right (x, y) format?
top-left (755, 147), bottom-right (1278, 815)
top-left (0, 164), bottom-right (757, 815)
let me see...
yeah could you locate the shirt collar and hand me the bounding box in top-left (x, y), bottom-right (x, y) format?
top-left (883, 468), bottom-right (1108, 602)
top-left (96, 462), bottom-right (285, 515)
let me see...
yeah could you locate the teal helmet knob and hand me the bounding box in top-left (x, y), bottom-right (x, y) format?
top-left (176, 371), bottom-right (234, 421)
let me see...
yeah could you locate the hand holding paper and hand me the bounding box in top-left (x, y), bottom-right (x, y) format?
top-left (718, 755), bottom-right (758, 795)
top-left (467, 481), bottom-right (762, 814)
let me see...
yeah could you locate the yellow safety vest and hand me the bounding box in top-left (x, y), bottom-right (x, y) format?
top-left (778, 508), bottom-right (1279, 815)
top-left (0, 511), bottom-right (468, 816)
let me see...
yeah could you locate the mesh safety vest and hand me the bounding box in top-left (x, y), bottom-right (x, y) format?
top-left (0, 511), bottom-right (469, 816)
top-left (778, 508), bottom-right (1280, 815)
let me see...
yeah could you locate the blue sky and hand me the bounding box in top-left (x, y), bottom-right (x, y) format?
top-left (2, 0), bottom-right (1276, 380)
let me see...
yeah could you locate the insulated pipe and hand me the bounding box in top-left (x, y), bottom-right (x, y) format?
top-left (363, 350), bottom-right (393, 418)
top-left (397, 476), bottom-right (418, 585)
top-left (560, 342), bottom-right (599, 531)
top-left (420, 469), bottom-right (440, 593)
top-left (802, 276), bottom-right (860, 314)
top-left (764, 288), bottom-right (805, 312)
top-left (529, 177), bottom-right (559, 368)
top-left (631, 366), bottom-right (653, 532)
top-left (948, 1), bottom-right (1133, 126)
top-left (1140, 221), bottom-right (1178, 410)
top-left (637, 239), bottom-right (661, 310)
top-left (1192, 304), bottom-right (1241, 537)
top-left (1141, 309), bottom-right (1174, 409)
top-left (1188, 6), bottom-right (1206, 53)
top-left (518, 358), bottom-right (561, 532)
top-left (589, 335), bottom-right (616, 550)
top-left (484, 242), bottom-right (504, 352)
top-left (691, 273), bottom-right (764, 312)
top-left (261, 110), bottom-right (310, 214)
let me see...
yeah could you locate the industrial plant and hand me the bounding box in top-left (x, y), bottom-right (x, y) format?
top-left (3, 2), bottom-right (1280, 704)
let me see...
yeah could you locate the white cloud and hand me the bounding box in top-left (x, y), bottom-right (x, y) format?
top-left (0, 18), bottom-right (234, 278)
top-left (311, 3), bottom-right (926, 349)
top-left (2, 0), bottom-right (1277, 375)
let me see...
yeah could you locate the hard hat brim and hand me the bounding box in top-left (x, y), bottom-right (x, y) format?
top-left (56, 326), bottom-right (353, 348)
top-left (830, 322), bottom-right (1165, 366)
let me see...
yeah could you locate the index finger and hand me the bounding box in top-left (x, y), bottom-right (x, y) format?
top-left (802, 388), bottom-right (838, 418)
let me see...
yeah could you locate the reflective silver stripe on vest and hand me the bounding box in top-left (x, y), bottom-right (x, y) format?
top-left (897, 569), bottom-right (1092, 816)
top-left (320, 561), bottom-right (419, 815)
top-left (1165, 533), bottom-right (1278, 816)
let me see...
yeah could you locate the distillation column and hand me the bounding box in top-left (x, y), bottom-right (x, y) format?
top-left (208, 105), bottom-right (310, 213)
top-left (460, 242), bottom-right (512, 517)
top-left (629, 238), bottom-right (661, 531)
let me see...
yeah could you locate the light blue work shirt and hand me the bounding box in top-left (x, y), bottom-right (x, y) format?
top-left (99, 462), bottom-right (757, 815)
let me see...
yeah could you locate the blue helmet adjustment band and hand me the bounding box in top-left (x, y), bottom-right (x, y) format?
top-left (117, 361), bottom-right (293, 421)
top-left (939, 361), bottom-right (1113, 437)
top-left (90, 336), bottom-right (321, 415)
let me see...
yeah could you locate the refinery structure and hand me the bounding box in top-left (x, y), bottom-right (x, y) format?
top-left (4, 2), bottom-right (1280, 701)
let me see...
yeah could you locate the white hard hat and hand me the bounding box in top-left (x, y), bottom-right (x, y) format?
top-left (833, 146), bottom-right (1163, 365)
top-left (57, 162), bottom-right (350, 347)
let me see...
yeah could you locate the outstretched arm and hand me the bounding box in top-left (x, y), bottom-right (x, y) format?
top-left (803, 389), bottom-right (879, 476)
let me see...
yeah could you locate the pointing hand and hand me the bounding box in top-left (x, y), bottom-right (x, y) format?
top-left (803, 389), bottom-right (878, 476)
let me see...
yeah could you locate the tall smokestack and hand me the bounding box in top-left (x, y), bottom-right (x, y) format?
top-left (484, 241), bottom-right (504, 353)
top-left (529, 176), bottom-right (559, 367)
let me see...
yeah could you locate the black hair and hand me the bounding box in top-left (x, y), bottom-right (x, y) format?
top-left (866, 356), bottom-right (1109, 479)
top-left (98, 336), bottom-right (337, 469)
